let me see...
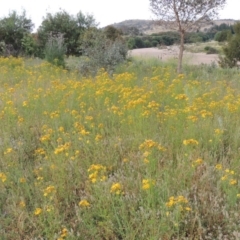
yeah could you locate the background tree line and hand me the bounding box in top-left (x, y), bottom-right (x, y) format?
top-left (0, 10), bottom-right (98, 57)
top-left (0, 9), bottom-right (239, 71)
top-left (125, 23), bottom-right (235, 49)
top-left (0, 10), bottom-right (127, 74)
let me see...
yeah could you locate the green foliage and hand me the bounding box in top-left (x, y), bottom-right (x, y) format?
top-left (0, 10), bottom-right (34, 56)
top-left (143, 39), bottom-right (152, 48)
top-left (38, 10), bottom-right (97, 56)
top-left (204, 46), bottom-right (218, 54)
top-left (44, 33), bottom-right (66, 67)
top-left (206, 23), bottom-right (234, 40)
top-left (79, 28), bottom-right (128, 75)
top-left (134, 37), bottom-right (145, 48)
top-left (21, 34), bottom-right (39, 56)
top-left (219, 22), bottom-right (240, 68)
top-left (214, 29), bottom-right (232, 42)
top-left (104, 25), bottom-right (123, 41)
top-left (127, 37), bottom-right (136, 49)
top-left (2, 58), bottom-right (240, 239)
top-left (126, 31), bottom-right (213, 50)
top-left (187, 33), bottom-right (203, 43)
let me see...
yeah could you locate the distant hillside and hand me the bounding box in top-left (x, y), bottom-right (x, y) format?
top-left (112, 19), bottom-right (238, 35)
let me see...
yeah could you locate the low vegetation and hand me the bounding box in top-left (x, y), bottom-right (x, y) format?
top-left (1, 5), bottom-right (240, 239)
top-left (1, 57), bottom-right (240, 239)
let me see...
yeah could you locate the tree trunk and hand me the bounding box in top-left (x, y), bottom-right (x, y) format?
top-left (177, 31), bottom-right (185, 73)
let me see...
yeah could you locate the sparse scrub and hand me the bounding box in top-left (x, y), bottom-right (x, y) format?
top-left (1, 57), bottom-right (240, 239)
top-left (44, 33), bottom-right (66, 67)
top-left (184, 41), bottom-right (222, 53)
top-left (79, 29), bottom-right (128, 76)
top-left (204, 45), bottom-right (219, 54)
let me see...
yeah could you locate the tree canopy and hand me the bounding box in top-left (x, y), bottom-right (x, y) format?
top-left (0, 10), bottom-right (34, 56)
top-left (37, 10), bottom-right (98, 56)
top-left (219, 22), bottom-right (240, 68)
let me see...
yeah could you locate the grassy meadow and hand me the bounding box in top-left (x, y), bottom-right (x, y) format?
top-left (1, 57), bottom-right (240, 239)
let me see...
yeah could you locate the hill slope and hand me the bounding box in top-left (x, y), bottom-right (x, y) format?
top-left (112, 19), bottom-right (237, 35)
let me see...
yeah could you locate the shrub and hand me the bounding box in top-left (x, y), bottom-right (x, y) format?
top-left (127, 37), bottom-right (136, 49)
top-left (0, 10), bottom-right (34, 56)
top-left (219, 22), bottom-right (240, 68)
top-left (44, 33), bottom-right (66, 68)
top-left (21, 34), bottom-right (39, 57)
top-left (204, 46), bottom-right (218, 54)
top-left (79, 29), bottom-right (128, 76)
top-left (214, 30), bottom-right (231, 42)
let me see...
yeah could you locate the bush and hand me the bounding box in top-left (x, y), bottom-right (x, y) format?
top-left (219, 22), bottom-right (240, 68)
top-left (143, 40), bottom-right (152, 48)
top-left (21, 34), bottom-right (39, 57)
top-left (214, 30), bottom-right (232, 42)
top-left (79, 29), bottom-right (128, 76)
top-left (0, 10), bottom-right (34, 56)
top-left (44, 33), bottom-right (66, 68)
top-left (127, 38), bottom-right (136, 49)
top-left (204, 46), bottom-right (218, 54)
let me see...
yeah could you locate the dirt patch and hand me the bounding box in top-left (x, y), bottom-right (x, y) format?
top-left (129, 47), bottom-right (219, 65)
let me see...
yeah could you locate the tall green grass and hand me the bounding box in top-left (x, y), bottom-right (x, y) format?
top-left (1, 57), bottom-right (240, 239)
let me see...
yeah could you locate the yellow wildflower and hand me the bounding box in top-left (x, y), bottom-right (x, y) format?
top-left (143, 151), bottom-right (150, 157)
top-left (183, 139), bottom-right (199, 146)
top-left (142, 179), bottom-right (155, 190)
top-left (22, 101), bottom-right (28, 106)
top-left (221, 175), bottom-right (228, 181)
top-left (214, 128), bottom-right (223, 134)
top-left (143, 158), bottom-right (150, 164)
top-left (60, 228), bottom-right (68, 238)
top-left (166, 197), bottom-right (175, 207)
top-left (19, 177), bottom-right (26, 183)
top-left (230, 179), bottom-right (237, 185)
top-left (192, 158), bottom-right (203, 167)
top-left (79, 199), bottom-right (90, 207)
top-left (4, 148), bottom-right (13, 155)
top-left (34, 208), bottom-right (42, 215)
top-left (19, 201), bottom-right (26, 208)
top-left (43, 185), bottom-right (56, 196)
top-left (215, 164), bottom-right (222, 170)
top-left (110, 183), bottom-right (123, 195)
top-left (0, 172), bottom-right (7, 182)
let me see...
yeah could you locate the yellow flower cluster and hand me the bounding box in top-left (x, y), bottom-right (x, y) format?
top-left (139, 139), bottom-right (166, 151)
top-left (142, 179), bottom-right (155, 190)
top-left (54, 142), bottom-right (71, 154)
top-left (88, 164), bottom-right (107, 183)
top-left (79, 199), bottom-right (90, 207)
top-left (0, 172), bottom-right (7, 182)
top-left (110, 183), bottom-right (123, 195)
top-left (4, 148), bottom-right (13, 155)
top-left (215, 164), bottom-right (238, 187)
top-left (166, 195), bottom-right (191, 212)
top-left (192, 158), bottom-right (203, 167)
top-left (43, 185), bottom-right (56, 197)
top-left (183, 139), bottom-right (199, 146)
top-left (34, 207), bottom-right (42, 216)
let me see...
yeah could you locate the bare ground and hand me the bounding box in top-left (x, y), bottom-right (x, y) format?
top-left (129, 46), bottom-right (219, 65)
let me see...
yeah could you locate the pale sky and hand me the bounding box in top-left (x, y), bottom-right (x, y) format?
top-left (0, 0), bottom-right (239, 31)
